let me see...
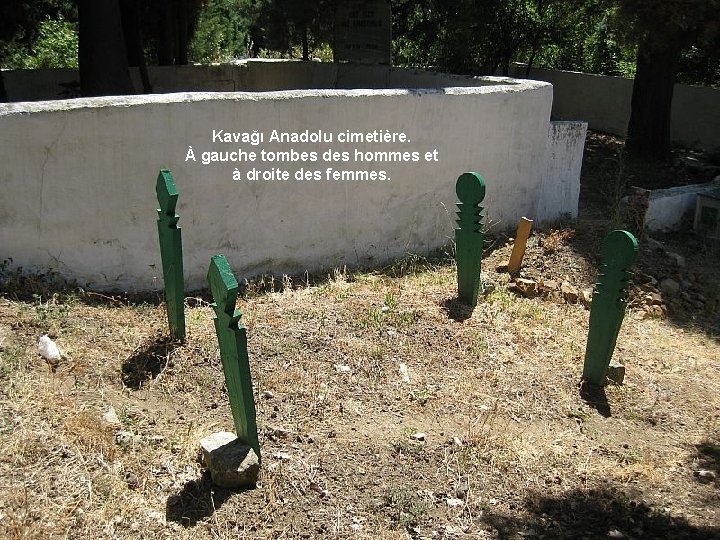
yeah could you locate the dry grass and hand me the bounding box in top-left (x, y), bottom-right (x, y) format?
top-left (1, 235), bottom-right (718, 539)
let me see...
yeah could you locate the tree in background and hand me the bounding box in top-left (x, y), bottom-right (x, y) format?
top-left (190, 0), bottom-right (253, 63)
top-left (78, 0), bottom-right (134, 96)
top-left (617, 0), bottom-right (720, 160)
top-left (249, 0), bottom-right (334, 60)
top-left (392, 0), bottom-right (530, 75)
top-left (0, 0), bottom-right (77, 100)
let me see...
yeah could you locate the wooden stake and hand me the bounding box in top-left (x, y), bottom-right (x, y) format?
top-left (507, 217), bottom-right (533, 275)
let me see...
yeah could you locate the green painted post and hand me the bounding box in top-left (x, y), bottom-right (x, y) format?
top-left (582, 230), bottom-right (639, 386)
top-left (208, 254), bottom-right (260, 462)
top-left (455, 172), bottom-right (486, 307)
top-left (156, 170), bottom-right (185, 341)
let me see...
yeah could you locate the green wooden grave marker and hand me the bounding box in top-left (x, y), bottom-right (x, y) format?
top-left (455, 172), bottom-right (486, 307)
top-left (582, 230), bottom-right (639, 386)
top-left (156, 169), bottom-right (185, 341)
top-left (208, 254), bottom-right (260, 461)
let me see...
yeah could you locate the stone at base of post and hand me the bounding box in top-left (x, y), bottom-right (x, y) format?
top-left (200, 431), bottom-right (259, 488)
top-left (605, 360), bottom-right (626, 385)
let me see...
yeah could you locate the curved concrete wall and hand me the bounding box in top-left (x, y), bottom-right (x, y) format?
top-left (0, 68), bottom-right (572, 291)
top-left (509, 65), bottom-right (720, 153)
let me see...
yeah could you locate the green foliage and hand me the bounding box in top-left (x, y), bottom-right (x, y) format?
top-left (27, 17), bottom-right (78, 68)
top-left (190, 0), bottom-right (253, 63)
top-left (250, 0), bottom-right (335, 60)
top-left (0, 0), bottom-right (77, 70)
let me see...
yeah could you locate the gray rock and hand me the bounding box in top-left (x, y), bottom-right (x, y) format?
top-left (659, 278), bottom-right (680, 296)
top-left (200, 431), bottom-right (259, 488)
top-left (606, 360), bottom-right (625, 385)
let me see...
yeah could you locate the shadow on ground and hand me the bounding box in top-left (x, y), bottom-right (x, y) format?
top-left (692, 432), bottom-right (720, 491)
top-left (165, 472), bottom-right (236, 527)
top-left (441, 297), bottom-right (475, 322)
top-left (483, 486), bottom-right (720, 540)
top-left (579, 381), bottom-right (612, 418)
top-left (121, 334), bottom-right (182, 389)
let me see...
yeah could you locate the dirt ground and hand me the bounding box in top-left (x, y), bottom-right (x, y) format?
top-left (0, 132), bottom-right (718, 539)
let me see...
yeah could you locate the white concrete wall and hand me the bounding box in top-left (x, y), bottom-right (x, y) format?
top-left (3, 60), bottom-right (527, 99)
top-left (538, 121), bottom-right (588, 222)
top-left (645, 180), bottom-right (720, 232)
top-left (0, 78), bottom-right (565, 291)
top-left (509, 65), bottom-right (720, 153)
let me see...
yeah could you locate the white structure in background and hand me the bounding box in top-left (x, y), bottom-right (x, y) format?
top-left (0, 61), bottom-right (586, 291)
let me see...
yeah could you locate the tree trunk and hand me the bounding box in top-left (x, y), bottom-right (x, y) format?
top-left (302, 25), bottom-right (309, 61)
top-left (79, 0), bottom-right (134, 97)
top-left (120, 0), bottom-right (152, 93)
top-left (157, 3), bottom-right (177, 65)
top-left (626, 35), bottom-right (683, 161)
top-left (0, 70), bottom-right (7, 102)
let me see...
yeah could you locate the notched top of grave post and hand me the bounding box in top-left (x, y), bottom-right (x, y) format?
top-left (156, 169), bottom-right (179, 217)
top-left (456, 172), bottom-right (486, 208)
top-left (208, 254), bottom-right (242, 324)
top-left (601, 230), bottom-right (639, 269)
top-left (456, 172), bottom-right (486, 233)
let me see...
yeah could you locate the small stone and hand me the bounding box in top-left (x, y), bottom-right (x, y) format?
top-left (270, 426), bottom-right (290, 439)
top-left (102, 406), bottom-right (121, 426)
top-left (481, 279), bottom-right (496, 295)
top-left (446, 498), bottom-right (464, 507)
top-left (125, 472), bottom-right (139, 489)
top-left (660, 278), bottom-right (680, 296)
top-left (540, 279), bottom-right (558, 292)
top-left (649, 292), bottom-right (663, 306)
top-left (115, 431), bottom-right (138, 446)
top-left (651, 305), bottom-right (664, 317)
top-left (381, 306), bottom-right (390, 313)
top-left (398, 363), bottom-right (410, 383)
top-left (608, 529), bottom-right (626, 538)
top-left (412, 432), bottom-right (426, 442)
top-left (668, 252), bottom-right (686, 267)
top-left (561, 281), bottom-right (579, 303)
top-left (606, 360), bottom-right (625, 385)
top-left (272, 452), bottom-right (291, 461)
top-left (696, 469), bottom-right (717, 483)
top-left (200, 432), bottom-right (259, 488)
top-left (261, 390), bottom-right (274, 399)
top-left (514, 278), bottom-right (538, 298)
top-left (334, 364), bottom-right (351, 373)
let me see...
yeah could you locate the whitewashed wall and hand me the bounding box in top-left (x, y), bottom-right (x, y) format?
top-left (0, 70), bottom-right (579, 291)
top-left (508, 65), bottom-right (720, 153)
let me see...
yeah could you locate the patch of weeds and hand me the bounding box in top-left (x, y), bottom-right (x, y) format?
top-left (33, 293), bottom-right (71, 327)
top-left (487, 288), bottom-right (514, 308)
top-left (410, 385), bottom-right (437, 406)
top-left (619, 446), bottom-right (643, 465)
top-left (382, 253), bottom-right (435, 278)
top-left (0, 259), bottom-right (75, 301)
top-left (383, 487), bottom-right (428, 530)
top-left (518, 302), bottom-right (544, 321)
top-left (472, 337), bottom-right (489, 357)
top-left (384, 290), bottom-right (398, 310)
top-left (395, 309), bottom-right (421, 328)
top-left (359, 307), bottom-right (386, 331)
top-left (0, 410), bottom-right (14, 434)
top-left (0, 344), bottom-right (26, 379)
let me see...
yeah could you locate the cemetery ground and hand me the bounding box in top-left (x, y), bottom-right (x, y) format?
top-left (1, 132), bottom-right (719, 539)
